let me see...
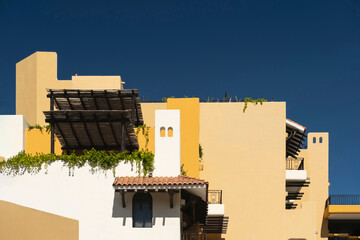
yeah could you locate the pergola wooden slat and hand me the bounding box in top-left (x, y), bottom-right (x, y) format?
top-left (45, 89), bottom-right (143, 154)
top-left (286, 121), bottom-right (307, 158)
top-left (47, 89), bottom-right (143, 126)
top-left (44, 110), bottom-right (139, 153)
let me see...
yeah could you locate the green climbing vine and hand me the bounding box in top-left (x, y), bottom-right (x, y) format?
top-left (0, 148), bottom-right (154, 177)
top-left (161, 96), bottom-right (175, 103)
top-left (243, 97), bottom-right (267, 113)
top-left (180, 164), bottom-right (187, 176)
top-left (199, 144), bottom-right (204, 163)
top-left (28, 124), bottom-right (51, 134)
top-left (135, 125), bottom-right (150, 150)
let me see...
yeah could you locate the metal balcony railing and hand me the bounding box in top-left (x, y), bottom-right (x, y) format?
top-left (286, 157), bottom-right (304, 170)
top-left (326, 195), bottom-right (360, 207)
top-left (208, 190), bottom-right (222, 204)
top-left (181, 233), bottom-right (206, 240)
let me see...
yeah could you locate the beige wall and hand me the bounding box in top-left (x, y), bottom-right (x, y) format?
top-left (72, 75), bottom-right (124, 89)
top-left (141, 103), bottom-right (167, 128)
top-left (16, 52), bottom-right (124, 126)
top-left (140, 101), bottom-right (329, 239)
top-left (284, 201), bottom-right (316, 239)
top-left (16, 52), bottom-right (71, 125)
top-left (199, 102), bottom-right (287, 239)
top-left (0, 200), bottom-right (78, 240)
top-left (292, 132), bottom-right (329, 239)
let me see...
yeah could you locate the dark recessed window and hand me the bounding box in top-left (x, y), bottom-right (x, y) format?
top-left (132, 192), bottom-right (153, 228)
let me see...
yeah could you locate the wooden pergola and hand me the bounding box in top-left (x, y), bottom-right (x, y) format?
top-left (44, 89), bottom-right (143, 154)
top-left (286, 119), bottom-right (307, 158)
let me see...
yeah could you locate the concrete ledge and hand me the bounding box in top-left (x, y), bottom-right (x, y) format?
top-left (286, 170), bottom-right (307, 182)
top-left (208, 204), bottom-right (225, 216)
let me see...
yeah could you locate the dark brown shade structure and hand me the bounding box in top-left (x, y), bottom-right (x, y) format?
top-left (44, 89), bottom-right (143, 153)
top-left (200, 216), bottom-right (229, 234)
top-left (286, 118), bottom-right (307, 158)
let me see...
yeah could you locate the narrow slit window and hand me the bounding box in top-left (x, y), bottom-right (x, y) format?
top-left (319, 137), bottom-right (323, 143)
top-left (160, 127), bottom-right (166, 137)
top-left (168, 127), bottom-right (173, 137)
top-left (313, 137), bottom-right (316, 143)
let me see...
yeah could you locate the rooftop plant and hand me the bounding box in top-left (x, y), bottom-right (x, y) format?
top-left (243, 97), bottom-right (267, 113)
top-left (0, 148), bottom-right (154, 177)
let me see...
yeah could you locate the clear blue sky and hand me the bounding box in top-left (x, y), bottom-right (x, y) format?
top-left (0, 0), bottom-right (359, 194)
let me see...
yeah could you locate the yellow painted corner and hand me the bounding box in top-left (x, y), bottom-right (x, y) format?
top-left (167, 98), bottom-right (200, 178)
top-left (136, 127), bottom-right (155, 153)
top-left (324, 205), bottom-right (360, 219)
top-left (26, 129), bottom-right (62, 155)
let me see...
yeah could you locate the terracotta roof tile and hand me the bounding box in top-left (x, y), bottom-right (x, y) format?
top-left (113, 175), bottom-right (207, 186)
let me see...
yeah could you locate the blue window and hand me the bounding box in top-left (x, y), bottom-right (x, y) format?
top-left (132, 192), bottom-right (153, 228)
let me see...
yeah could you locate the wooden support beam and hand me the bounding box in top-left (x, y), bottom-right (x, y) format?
top-left (50, 91), bottom-right (55, 154)
top-left (169, 190), bottom-right (174, 208)
top-left (121, 190), bottom-right (126, 208)
top-left (121, 120), bottom-right (125, 152)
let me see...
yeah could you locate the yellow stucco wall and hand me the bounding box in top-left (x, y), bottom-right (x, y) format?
top-left (72, 75), bottom-right (124, 89)
top-left (167, 98), bottom-right (200, 178)
top-left (140, 101), bottom-right (329, 239)
top-left (141, 101), bottom-right (200, 177)
top-left (284, 201), bottom-right (316, 239)
top-left (26, 129), bottom-right (62, 155)
top-left (16, 52), bottom-right (71, 125)
top-left (0, 200), bottom-right (78, 240)
top-left (199, 102), bottom-right (287, 239)
top-left (324, 205), bottom-right (360, 219)
top-left (140, 103), bottom-right (167, 128)
top-left (294, 132), bottom-right (329, 239)
top-left (16, 52), bottom-right (124, 126)
top-left (137, 127), bottom-right (155, 153)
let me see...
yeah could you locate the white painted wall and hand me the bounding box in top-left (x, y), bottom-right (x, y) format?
top-left (0, 162), bottom-right (180, 240)
top-left (154, 110), bottom-right (181, 177)
top-left (0, 115), bottom-right (27, 159)
top-left (286, 170), bottom-right (307, 181)
top-left (208, 204), bottom-right (225, 216)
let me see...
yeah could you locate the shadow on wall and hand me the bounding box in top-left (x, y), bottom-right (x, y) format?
top-left (206, 234), bottom-right (224, 240)
top-left (111, 191), bottom-right (180, 226)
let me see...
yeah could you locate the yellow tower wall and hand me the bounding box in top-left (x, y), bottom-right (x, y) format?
top-left (167, 98), bottom-right (200, 178)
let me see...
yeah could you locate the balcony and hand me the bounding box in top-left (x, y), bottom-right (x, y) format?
top-left (207, 190), bottom-right (224, 216)
top-left (325, 195), bottom-right (360, 237)
top-left (208, 190), bottom-right (222, 204)
top-left (286, 157), bottom-right (309, 209)
top-left (201, 190), bottom-right (229, 234)
top-left (286, 157), bottom-right (307, 182)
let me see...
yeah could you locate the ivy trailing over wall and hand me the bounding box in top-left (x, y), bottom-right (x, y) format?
top-left (28, 124), bottom-right (51, 134)
top-left (180, 164), bottom-right (187, 176)
top-left (161, 96), bottom-right (175, 103)
top-left (243, 97), bottom-right (267, 113)
top-left (199, 144), bottom-right (204, 163)
top-left (135, 125), bottom-right (150, 150)
top-left (0, 149), bottom-right (154, 177)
